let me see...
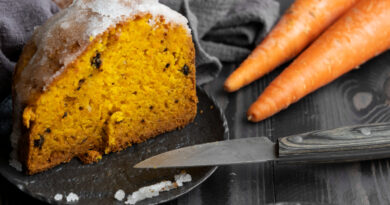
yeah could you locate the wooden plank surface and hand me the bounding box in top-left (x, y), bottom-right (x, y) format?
top-left (272, 49), bottom-right (390, 205)
top-left (3, 0), bottom-right (390, 204)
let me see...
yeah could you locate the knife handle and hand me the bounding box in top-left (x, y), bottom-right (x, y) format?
top-left (277, 123), bottom-right (390, 163)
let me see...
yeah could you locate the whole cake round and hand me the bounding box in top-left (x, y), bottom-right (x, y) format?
top-left (11, 0), bottom-right (197, 175)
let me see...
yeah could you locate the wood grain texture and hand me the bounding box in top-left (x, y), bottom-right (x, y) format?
top-left (278, 123), bottom-right (390, 163)
top-left (272, 50), bottom-right (390, 205)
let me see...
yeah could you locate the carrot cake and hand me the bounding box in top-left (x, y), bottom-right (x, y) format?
top-left (10, 0), bottom-right (197, 174)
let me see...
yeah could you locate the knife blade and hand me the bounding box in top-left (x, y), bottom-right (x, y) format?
top-left (134, 137), bottom-right (276, 168)
top-left (134, 123), bottom-right (390, 168)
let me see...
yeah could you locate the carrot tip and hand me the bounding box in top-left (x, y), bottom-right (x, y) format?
top-left (223, 82), bottom-right (234, 92)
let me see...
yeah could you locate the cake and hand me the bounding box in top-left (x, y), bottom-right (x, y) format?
top-left (11, 0), bottom-right (197, 175)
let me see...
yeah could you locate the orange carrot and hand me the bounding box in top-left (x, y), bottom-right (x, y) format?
top-left (224, 0), bottom-right (359, 92)
top-left (247, 0), bottom-right (390, 122)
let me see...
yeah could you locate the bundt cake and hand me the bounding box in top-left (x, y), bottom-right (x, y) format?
top-left (11, 0), bottom-right (197, 175)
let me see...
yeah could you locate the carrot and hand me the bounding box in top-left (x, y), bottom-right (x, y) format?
top-left (247, 0), bottom-right (390, 122)
top-left (224, 0), bottom-right (359, 92)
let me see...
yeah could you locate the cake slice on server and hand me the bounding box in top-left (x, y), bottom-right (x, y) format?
top-left (11, 0), bottom-right (197, 175)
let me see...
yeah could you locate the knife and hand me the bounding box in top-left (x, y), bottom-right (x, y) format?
top-left (134, 123), bottom-right (390, 168)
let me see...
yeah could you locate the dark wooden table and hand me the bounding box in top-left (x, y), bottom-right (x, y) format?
top-left (2, 0), bottom-right (390, 204)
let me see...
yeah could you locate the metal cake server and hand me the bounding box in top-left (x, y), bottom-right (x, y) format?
top-left (135, 123), bottom-right (390, 168)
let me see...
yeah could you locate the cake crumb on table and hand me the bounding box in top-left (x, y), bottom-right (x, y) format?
top-left (66, 192), bottom-right (79, 203)
top-left (123, 171), bottom-right (192, 204)
top-left (54, 193), bottom-right (63, 201)
top-left (115, 189), bottom-right (126, 201)
top-left (174, 172), bottom-right (192, 187)
top-left (124, 181), bottom-right (175, 204)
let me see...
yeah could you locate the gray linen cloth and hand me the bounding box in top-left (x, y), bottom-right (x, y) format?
top-left (0, 0), bottom-right (279, 136)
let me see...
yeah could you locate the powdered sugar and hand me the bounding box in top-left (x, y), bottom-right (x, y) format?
top-left (66, 192), bottom-right (79, 202)
top-left (54, 193), bottom-right (63, 201)
top-left (122, 172), bottom-right (192, 204)
top-left (60, 21), bottom-right (70, 29)
top-left (53, 192), bottom-right (79, 203)
top-left (81, 0), bottom-right (132, 17)
top-left (76, 0), bottom-right (189, 37)
top-left (114, 189), bottom-right (126, 201)
top-left (124, 181), bottom-right (175, 204)
top-left (174, 172), bottom-right (192, 187)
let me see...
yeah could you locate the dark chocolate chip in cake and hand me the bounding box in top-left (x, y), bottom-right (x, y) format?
top-left (175, 99), bottom-right (179, 103)
top-left (165, 63), bottom-right (170, 68)
top-left (45, 128), bottom-right (51, 133)
top-left (62, 112), bottom-right (68, 118)
top-left (149, 106), bottom-right (154, 110)
top-left (163, 48), bottom-right (168, 52)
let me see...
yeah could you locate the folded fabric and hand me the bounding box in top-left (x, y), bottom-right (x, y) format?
top-left (0, 0), bottom-right (59, 101)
